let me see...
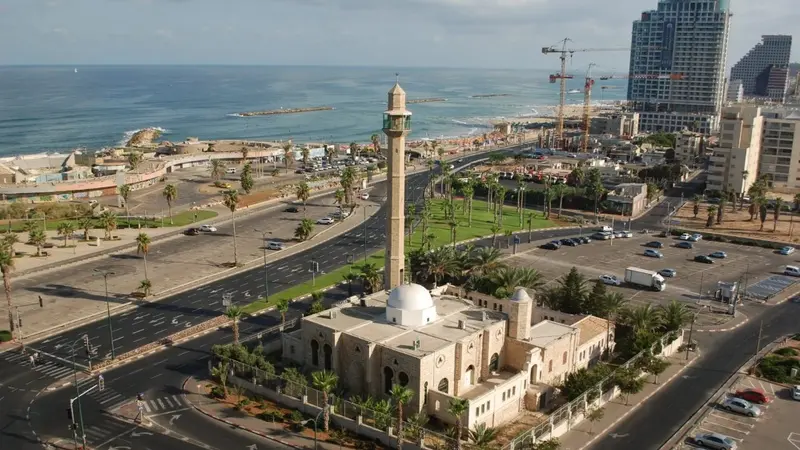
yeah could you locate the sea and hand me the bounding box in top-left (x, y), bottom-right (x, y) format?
top-left (0, 65), bottom-right (628, 156)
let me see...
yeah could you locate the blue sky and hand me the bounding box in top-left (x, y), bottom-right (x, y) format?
top-left (1, 0), bottom-right (797, 70)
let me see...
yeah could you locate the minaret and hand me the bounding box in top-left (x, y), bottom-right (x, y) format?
top-left (382, 78), bottom-right (412, 289)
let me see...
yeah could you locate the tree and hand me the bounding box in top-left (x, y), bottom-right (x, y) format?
top-left (759, 201), bottom-right (768, 231)
top-left (29, 229), bottom-right (46, 257)
top-left (644, 356), bottom-right (670, 384)
top-left (646, 182), bottom-right (659, 204)
top-left (716, 196), bottom-right (726, 224)
top-left (324, 144), bottom-right (337, 164)
top-left (359, 262), bottom-right (382, 294)
top-left (276, 298), bottom-right (290, 327)
top-left (370, 133), bottom-right (381, 156)
top-left (225, 305), bottom-right (243, 344)
top-left (127, 152), bottom-right (143, 170)
top-left (334, 189), bottom-right (345, 209)
top-left (542, 267), bottom-right (587, 314)
top-left (422, 247), bottom-right (459, 287)
top-left (585, 168), bottom-right (605, 222)
top-left (311, 370), bottom-right (339, 431)
top-left (586, 407), bottom-right (605, 434)
top-left (530, 439), bottom-right (561, 450)
top-left (705, 205), bottom-right (717, 228)
top-left (306, 298), bottom-right (325, 316)
top-left (301, 147), bottom-right (310, 167)
top-left (468, 247), bottom-right (506, 276)
top-left (613, 365), bottom-right (645, 405)
top-left (240, 146), bottom-right (249, 164)
top-left (342, 272), bottom-right (359, 296)
top-left (552, 183), bottom-right (567, 218)
top-left (211, 361), bottom-right (230, 396)
top-left (296, 182), bottom-right (311, 214)
top-left (99, 211), bottom-right (117, 240)
top-left (119, 184), bottom-right (132, 220)
top-left (349, 142), bottom-right (359, 161)
top-left (692, 195), bottom-right (701, 218)
top-left (340, 167), bottom-right (356, 206)
top-left (486, 267), bottom-right (543, 298)
top-left (240, 162), bottom-right (254, 194)
top-left (658, 300), bottom-right (691, 332)
top-left (0, 246), bottom-right (15, 337)
top-left (390, 384), bottom-right (414, 450)
top-left (294, 218), bottom-right (315, 241)
top-left (135, 232), bottom-right (151, 281)
top-left (2, 233), bottom-right (18, 255)
top-left (283, 142), bottom-right (295, 172)
top-left (162, 183), bottom-right (177, 225)
top-left (211, 160), bottom-right (226, 181)
top-left (490, 224), bottom-right (501, 247)
top-left (223, 189), bottom-right (240, 265)
top-left (468, 423), bottom-right (498, 450)
top-left (583, 279), bottom-right (608, 317)
top-left (774, 197), bottom-right (784, 231)
top-left (447, 398), bottom-right (469, 450)
top-left (56, 221), bottom-right (76, 247)
top-left (78, 216), bottom-right (94, 240)
top-left (449, 219), bottom-right (458, 248)
top-left (138, 279), bottom-right (153, 297)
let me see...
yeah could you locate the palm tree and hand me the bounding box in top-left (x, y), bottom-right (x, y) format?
top-left (296, 182), bottom-right (311, 214)
top-left (349, 142), bottom-right (359, 161)
top-left (705, 205), bottom-right (717, 228)
top-left (716, 196), bottom-right (726, 224)
top-left (311, 370), bottom-right (339, 431)
top-left (449, 219), bottom-right (458, 248)
top-left (225, 305), bottom-right (243, 344)
top-left (487, 267), bottom-right (544, 298)
top-left (340, 167), bottom-right (356, 206)
top-left (461, 183), bottom-right (475, 225)
top-left (282, 142), bottom-right (295, 172)
top-left (447, 398), bottom-right (469, 450)
top-left (424, 247), bottom-right (459, 286)
top-left (324, 144), bottom-right (337, 164)
top-left (658, 300), bottom-right (692, 332)
top-left (692, 195), bottom-right (701, 219)
top-left (301, 147), bottom-right (310, 167)
top-left (211, 160), bottom-right (226, 181)
top-left (29, 229), bottom-right (46, 256)
top-left (490, 224), bottom-right (501, 247)
top-left (468, 247), bottom-right (506, 276)
top-left (371, 133), bottom-right (381, 156)
top-left (99, 211), bottom-right (117, 240)
top-left (2, 233), bottom-right (19, 254)
top-left (56, 221), bottom-right (76, 247)
top-left (468, 423), bottom-right (498, 450)
top-left (620, 304), bottom-right (663, 334)
top-left (794, 193), bottom-right (800, 212)
top-left (138, 279), bottom-right (153, 297)
top-left (240, 146), bottom-right (249, 164)
top-left (135, 232), bottom-right (151, 281)
top-left (162, 183), bottom-right (177, 224)
top-left (774, 197), bottom-right (784, 232)
top-left (0, 247), bottom-right (15, 336)
top-left (334, 189), bottom-right (345, 209)
top-left (119, 184), bottom-right (132, 221)
top-left (223, 189), bottom-right (240, 265)
top-left (551, 183), bottom-right (567, 218)
top-left (78, 216), bottom-right (94, 240)
top-left (127, 152), bottom-right (143, 170)
top-left (276, 298), bottom-right (290, 328)
top-left (359, 263), bottom-right (382, 294)
top-left (759, 200), bottom-right (768, 231)
top-left (390, 384), bottom-right (414, 450)
top-left (294, 218), bottom-right (315, 241)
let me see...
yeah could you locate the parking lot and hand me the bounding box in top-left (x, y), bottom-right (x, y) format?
top-left (508, 230), bottom-right (796, 321)
top-left (679, 375), bottom-right (800, 449)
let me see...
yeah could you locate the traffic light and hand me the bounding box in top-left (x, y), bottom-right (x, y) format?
top-left (98, 375), bottom-right (104, 392)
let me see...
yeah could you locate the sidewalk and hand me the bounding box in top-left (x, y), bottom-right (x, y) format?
top-left (182, 375), bottom-right (342, 450)
top-left (558, 351), bottom-right (699, 450)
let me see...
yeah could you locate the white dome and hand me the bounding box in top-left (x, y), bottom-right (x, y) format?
top-left (510, 287), bottom-right (532, 302)
top-left (387, 284), bottom-right (434, 311)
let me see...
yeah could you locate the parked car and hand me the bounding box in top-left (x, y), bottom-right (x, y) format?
top-left (332, 209), bottom-right (351, 219)
top-left (721, 397), bottom-right (762, 417)
top-left (359, 192), bottom-right (370, 200)
top-left (184, 228), bottom-right (200, 236)
top-left (675, 241), bottom-right (694, 249)
top-left (541, 241), bottom-right (561, 250)
top-left (709, 251), bottom-right (728, 259)
top-left (659, 269), bottom-right (677, 278)
top-left (695, 255), bottom-right (714, 264)
top-left (620, 231), bottom-right (633, 238)
top-left (561, 238), bottom-right (579, 247)
top-left (689, 233), bottom-right (703, 242)
top-left (599, 274), bottom-right (622, 286)
top-left (644, 249), bottom-right (664, 258)
top-left (266, 241), bottom-right (285, 251)
top-left (284, 206), bottom-right (300, 213)
top-left (733, 388), bottom-right (771, 404)
top-left (785, 265), bottom-right (800, 277)
top-left (578, 237), bottom-right (592, 244)
top-left (599, 225), bottom-right (613, 232)
top-left (792, 385), bottom-right (800, 401)
top-left (780, 246), bottom-right (796, 255)
top-left (199, 224), bottom-right (217, 232)
top-left (679, 233), bottom-right (692, 240)
top-left (645, 241), bottom-right (664, 248)
top-left (694, 432), bottom-right (737, 450)
top-left (317, 217), bottom-right (335, 225)
top-left (592, 232), bottom-right (612, 240)
top-left (614, 231), bottom-right (626, 238)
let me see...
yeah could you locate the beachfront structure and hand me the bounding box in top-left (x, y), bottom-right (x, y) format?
top-left (382, 82), bottom-right (412, 290)
top-left (707, 105), bottom-right (764, 195)
top-left (627, 0), bottom-right (731, 134)
top-left (729, 35), bottom-right (792, 102)
top-left (281, 284), bottom-right (614, 429)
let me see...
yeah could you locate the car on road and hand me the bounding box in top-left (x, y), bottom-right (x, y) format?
top-left (791, 385), bottom-right (800, 401)
top-left (599, 274), bottom-right (622, 286)
top-left (359, 192), bottom-right (370, 200)
top-left (675, 241), bottom-right (694, 249)
top-left (721, 397), bottom-right (762, 417)
top-left (541, 241), bottom-right (561, 250)
top-left (199, 224), bottom-right (217, 232)
top-left (780, 246), bottom-right (796, 255)
top-left (317, 217), bottom-right (335, 225)
top-left (689, 233), bottom-right (703, 242)
top-left (284, 206), bottom-right (300, 213)
top-left (184, 228), bottom-right (200, 236)
top-left (561, 238), bottom-right (579, 247)
top-left (694, 255), bottom-right (714, 264)
top-left (643, 249), bottom-right (664, 258)
top-left (645, 241), bottom-right (664, 248)
top-left (694, 432), bottom-right (737, 450)
top-left (709, 251), bottom-right (727, 259)
top-left (733, 388), bottom-right (771, 404)
top-left (679, 233), bottom-right (692, 240)
top-left (659, 269), bottom-right (677, 278)
top-left (266, 241), bottom-right (285, 251)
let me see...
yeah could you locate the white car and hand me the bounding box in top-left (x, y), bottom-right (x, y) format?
top-left (614, 231), bottom-right (625, 238)
top-left (792, 385), bottom-right (800, 401)
top-left (199, 225), bottom-right (217, 232)
top-left (679, 233), bottom-right (691, 240)
top-left (599, 225), bottom-right (613, 232)
top-left (621, 231), bottom-right (633, 238)
top-left (266, 241), bottom-right (285, 251)
top-left (599, 275), bottom-right (622, 286)
top-left (317, 217), bottom-right (335, 225)
top-left (359, 192), bottom-right (370, 200)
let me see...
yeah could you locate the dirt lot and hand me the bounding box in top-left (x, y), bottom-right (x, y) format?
top-left (507, 231), bottom-right (797, 327)
top-left (674, 201), bottom-right (800, 244)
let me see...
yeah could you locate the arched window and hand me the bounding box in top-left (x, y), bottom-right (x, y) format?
top-left (398, 372), bottom-right (410, 386)
top-left (383, 367), bottom-right (394, 394)
top-left (438, 378), bottom-right (449, 393)
top-left (489, 353), bottom-right (499, 372)
top-left (311, 340), bottom-right (319, 366)
top-left (530, 364), bottom-right (538, 384)
top-left (562, 351), bottom-right (567, 364)
top-left (465, 365), bottom-right (476, 386)
top-left (323, 344), bottom-right (333, 371)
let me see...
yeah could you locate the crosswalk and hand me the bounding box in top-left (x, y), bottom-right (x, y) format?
top-left (79, 417), bottom-right (136, 445)
top-left (138, 394), bottom-right (187, 413)
top-left (1, 350), bottom-right (75, 379)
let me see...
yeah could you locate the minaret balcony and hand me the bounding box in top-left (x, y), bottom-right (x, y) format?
top-left (383, 113), bottom-right (412, 132)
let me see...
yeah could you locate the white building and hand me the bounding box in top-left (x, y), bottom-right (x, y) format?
top-left (707, 105), bottom-right (764, 195)
top-left (674, 131), bottom-right (703, 164)
top-left (726, 79), bottom-right (743, 104)
top-left (627, 0), bottom-right (731, 134)
top-left (729, 35), bottom-right (792, 101)
top-left (758, 108), bottom-right (800, 192)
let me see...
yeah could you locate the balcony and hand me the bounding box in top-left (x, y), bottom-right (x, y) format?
top-left (710, 153), bottom-right (728, 164)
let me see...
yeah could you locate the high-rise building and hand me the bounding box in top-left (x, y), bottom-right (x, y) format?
top-left (729, 35), bottom-right (792, 101)
top-left (725, 79), bottom-right (743, 103)
top-left (758, 108), bottom-right (800, 191)
top-left (707, 105), bottom-right (764, 195)
top-left (627, 0), bottom-right (731, 134)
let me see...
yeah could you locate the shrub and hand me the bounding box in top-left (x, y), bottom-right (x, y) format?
top-left (757, 355), bottom-right (800, 383)
top-left (209, 386), bottom-right (225, 399)
top-left (775, 347), bottom-right (799, 357)
top-left (258, 410), bottom-right (283, 422)
top-left (0, 330), bottom-right (11, 342)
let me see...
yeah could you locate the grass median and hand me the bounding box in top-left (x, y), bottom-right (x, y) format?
top-left (2, 209), bottom-right (218, 232)
top-left (241, 198), bottom-right (555, 315)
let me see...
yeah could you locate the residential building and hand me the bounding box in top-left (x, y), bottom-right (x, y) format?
top-left (607, 183), bottom-right (648, 217)
top-left (706, 105), bottom-right (764, 194)
top-left (674, 131), bottom-right (703, 163)
top-left (627, 0), bottom-right (731, 134)
top-left (758, 108), bottom-right (800, 192)
top-left (729, 35), bottom-right (792, 101)
top-left (590, 112), bottom-right (640, 137)
top-left (281, 284), bottom-right (613, 430)
top-left (726, 79), bottom-right (743, 103)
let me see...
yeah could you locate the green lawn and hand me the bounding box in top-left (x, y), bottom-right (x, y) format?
top-left (2, 209), bottom-right (218, 232)
top-left (241, 199), bottom-right (555, 315)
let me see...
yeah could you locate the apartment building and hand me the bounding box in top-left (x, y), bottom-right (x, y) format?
top-left (674, 131), bottom-right (703, 163)
top-left (729, 35), bottom-right (792, 102)
top-left (627, 0), bottom-right (731, 134)
top-left (706, 105), bottom-right (764, 195)
top-left (758, 109), bottom-right (800, 192)
top-left (726, 79), bottom-right (743, 103)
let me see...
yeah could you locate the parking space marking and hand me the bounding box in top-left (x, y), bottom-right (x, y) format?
top-left (708, 411), bottom-right (756, 428)
top-left (697, 427), bottom-right (744, 441)
top-left (788, 432), bottom-right (800, 450)
top-left (702, 419), bottom-right (751, 435)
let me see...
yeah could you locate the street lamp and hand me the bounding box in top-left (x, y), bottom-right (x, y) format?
top-left (302, 407), bottom-right (328, 450)
top-left (93, 269), bottom-right (116, 359)
top-left (254, 229), bottom-right (272, 302)
top-left (71, 337), bottom-right (89, 449)
top-left (362, 203), bottom-right (375, 263)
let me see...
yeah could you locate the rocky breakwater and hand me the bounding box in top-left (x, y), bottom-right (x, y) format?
top-left (470, 94), bottom-right (511, 98)
top-left (126, 127), bottom-right (163, 147)
top-left (407, 97), bottom-right (447, 104)
top-left (237, 106), bottom-right (334, 117)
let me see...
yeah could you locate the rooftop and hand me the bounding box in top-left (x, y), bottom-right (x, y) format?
top-left (528, 320), bottom-right (576, 348)
top-left (460, 370), bottom-right (520, 401)
top-left (574, 316), bottom-right (611, 347)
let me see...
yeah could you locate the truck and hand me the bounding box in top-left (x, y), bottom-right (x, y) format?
top-left (624, 267), bottom-right (666, 291)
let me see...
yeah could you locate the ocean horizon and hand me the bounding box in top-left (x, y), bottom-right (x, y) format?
top-left (0, 65), bottom-right (628, 156)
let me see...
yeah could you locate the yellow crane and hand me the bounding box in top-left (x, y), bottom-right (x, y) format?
top-left (581, 63), bottom-right (596, 153)
top-left (541, 39), bottom-right (630, 149)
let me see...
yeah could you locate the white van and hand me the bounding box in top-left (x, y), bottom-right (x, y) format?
top-left (226, 167), bottom-right (237, 174)
top-left (785, 266), bottom-right (800, 277)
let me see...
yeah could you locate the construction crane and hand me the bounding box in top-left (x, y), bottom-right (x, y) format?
top-left (541, 38), bottom-right (630, 149)
top-left (598, 73), bottom-right (686, 81)
top-left (581, 63), bottom-right (596, 153)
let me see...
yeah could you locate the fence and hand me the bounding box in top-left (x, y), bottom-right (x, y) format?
top-left (502, 330), bottom-right (684, 450)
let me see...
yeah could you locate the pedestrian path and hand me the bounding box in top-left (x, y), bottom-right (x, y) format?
top-left (0, 349), bottom-right (74, 379)
top-left (138, 394), bottom-right (188, 413)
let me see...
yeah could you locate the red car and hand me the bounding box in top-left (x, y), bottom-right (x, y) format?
top-left (734, 388), bottom-right (771, 404)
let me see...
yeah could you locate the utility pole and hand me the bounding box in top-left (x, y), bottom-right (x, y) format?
top-left (685, 314), bottom-right (696, 361)
top-left (94, 269), bottom-right (116, 359)
top-left (755, 320), bottom-right (764, 357)
top-left (255, 229), bottom-right (272, 302)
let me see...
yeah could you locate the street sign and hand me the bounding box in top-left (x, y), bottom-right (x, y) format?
top-left (513, 236), bottom-right (521, 244)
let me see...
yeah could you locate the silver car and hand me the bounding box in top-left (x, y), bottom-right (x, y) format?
top-left (694, 432), bottom-right (737, 449)
top-left (721, 397), bottom-right (762, 417)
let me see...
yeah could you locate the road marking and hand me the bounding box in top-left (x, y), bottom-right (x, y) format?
top-left (157, 398), bottom-right (166, 409)
top-left (698, 426), bottom-right (744, 440)
top-left (703, 419), bottom-right (751, 434)
top-left (132, 329), bottom-right (145, 335)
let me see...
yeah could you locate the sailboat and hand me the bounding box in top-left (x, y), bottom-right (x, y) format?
top-left (567, 89), bottom-right (581, 94)
top-left (74, 68), bottom-right (78, 73)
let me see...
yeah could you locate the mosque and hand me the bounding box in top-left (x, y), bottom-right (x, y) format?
top-left (280, 81), bottom-right (614, 431)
